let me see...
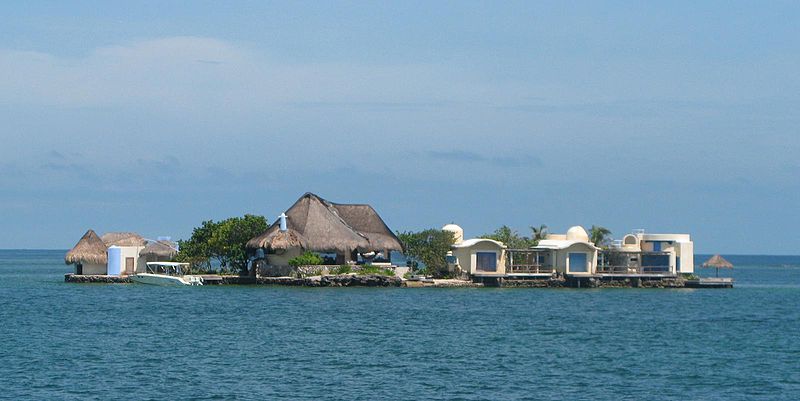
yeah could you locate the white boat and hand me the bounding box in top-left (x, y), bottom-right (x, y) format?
top-left (131, 262), bottom-right (203, 286)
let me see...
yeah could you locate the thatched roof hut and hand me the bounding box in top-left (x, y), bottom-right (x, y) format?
top-left (65, 229), bottom-right (108, 265)
top-left (139, 240), bottom-right (178, 260)
top-left (246, 193), bottom-right (403, 254)
top-left (101, 232), bottom-right (146, 247)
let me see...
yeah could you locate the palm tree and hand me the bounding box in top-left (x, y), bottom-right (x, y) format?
top-left (589, 225), bottom-right (612, 248)
top-left (530, 225), bottom-right (548, 245)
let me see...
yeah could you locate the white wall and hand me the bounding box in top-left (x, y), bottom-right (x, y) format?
top-left (452, 242), bottom-right (506, 276)
top-left (108, 246), bottom-right (144, 275)
top-left (677, 242), bottom-right (694, 274)
top-left (79, 262), bottom-right (107, 275)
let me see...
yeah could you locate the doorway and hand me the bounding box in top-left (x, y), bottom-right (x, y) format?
top-left (125, 257), bottom-right (135, 275)
top-left (568, 253), bottom-right (588, 273)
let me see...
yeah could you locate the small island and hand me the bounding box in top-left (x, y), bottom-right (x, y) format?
top-left (64, 192), bottom-right (731, 288)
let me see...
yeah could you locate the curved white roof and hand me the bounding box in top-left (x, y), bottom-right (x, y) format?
top-left (452, 238), bottom-right (506, 249)
top-left (566, 226), bottom-right (590, 242)
top-left (535, 239), bottom-right (599, 251)
top-left (442, 224), bottom-right (463, 232)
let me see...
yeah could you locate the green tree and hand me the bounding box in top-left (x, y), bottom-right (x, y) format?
top-left (396, 229), bottom-right (456, 278)
top-left (530, 224), bottom-right (549, 245)
top-left (176, 220), bottom-right (221, 272)
top-left (481, 225), bottom-right (535, 249)
top-left (177, 214), bottom-right (268, 275)
top-left (589, 225), bottom-right (612, 248)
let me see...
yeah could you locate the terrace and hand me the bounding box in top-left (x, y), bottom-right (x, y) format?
top-left (505, 249), bottom-right (554, 275)
top-left (597, 250), bottom-right (674, 276)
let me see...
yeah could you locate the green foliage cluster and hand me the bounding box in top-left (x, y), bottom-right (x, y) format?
top-left (329, 265), bottom-right (353, 275)
top-left (356, 264), bottom-right (394, 276)
top-left (479, 225), bottom-right (549, 249)
top-left (176, 214), bottom-right (268, 275)
top-left (396, 229), bottom-right (456, 278)
top-left (288, 251), bottom-right (324, 267)
top-left (481, 225), bottom-right (536, 249)
top-left (589, 225), bottom-right (612, 248)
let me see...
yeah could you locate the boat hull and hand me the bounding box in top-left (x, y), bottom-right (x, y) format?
top-left (131, 273), bottom-right (199, 286)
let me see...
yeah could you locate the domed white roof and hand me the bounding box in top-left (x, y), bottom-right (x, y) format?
top-left (442, 224), bottom-right (463, 232)
top-left (442, 223), bottom-right (464, 244)
top-left (565, 226), bottom-right (589, 242)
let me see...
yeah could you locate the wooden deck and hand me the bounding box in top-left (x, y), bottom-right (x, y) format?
top-left (686, 277), bottom-right (734, 288)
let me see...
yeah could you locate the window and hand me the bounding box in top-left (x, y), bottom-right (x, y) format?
top-left (476, 252), bottom-right (497, 272)
top-left (642, 254), bottom-right (670, 272)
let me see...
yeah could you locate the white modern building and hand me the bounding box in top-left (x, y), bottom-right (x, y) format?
top-left (532, 226), bottom-right (600, 276)
top-left (598, 230), bottom-right (694, 275)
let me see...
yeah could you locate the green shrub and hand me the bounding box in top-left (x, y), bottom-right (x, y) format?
top-left (357, 264), bottom-right (395, 276)
top-left (288, 251), bottom-right (324, 267)
top-left (330, 265), bottom-right (353, 275)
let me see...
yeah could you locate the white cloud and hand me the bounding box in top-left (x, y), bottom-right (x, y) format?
top-left (0, 36), bottom-right (489, 114)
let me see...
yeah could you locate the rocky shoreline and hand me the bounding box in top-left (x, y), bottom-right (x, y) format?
top-left (64, 274), bottom-right (131, 283)
top-left (497, 276), bottom-right (687, 288)
top-left (65, 273), bottom-right (691, 288)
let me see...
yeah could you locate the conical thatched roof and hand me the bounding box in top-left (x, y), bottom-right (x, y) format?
top-left (139, 240), bottom-right (178, 259)
top-left (101, 232), bottom-right (146, 247)
top-left (246, 193), bottom-right (403, 253)
top-left (65, 229), bottom-right (108, 265)
top-left (703, 254), bottom-right (734, 269)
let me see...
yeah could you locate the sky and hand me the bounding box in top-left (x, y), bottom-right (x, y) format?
top-left (1, 1), bottom-right (798, 253)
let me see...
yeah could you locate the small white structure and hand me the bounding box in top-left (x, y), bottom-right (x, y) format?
top-left (106, 244), bottom-right (146, 276)
top-left (533, 226), bottom-right (599, 276)
top-left (445, 224), bottom-right (507, 277)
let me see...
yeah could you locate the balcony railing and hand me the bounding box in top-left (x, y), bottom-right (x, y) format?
top-left (596, 265), bottom-right (672, 274)
top-left (507, 264), bottom-right (554, 274)
top-left (506, 249), bottom-right (553, 274)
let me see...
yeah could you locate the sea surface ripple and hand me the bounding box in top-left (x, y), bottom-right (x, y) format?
top-left (1, 250), bottom-right (798, 400)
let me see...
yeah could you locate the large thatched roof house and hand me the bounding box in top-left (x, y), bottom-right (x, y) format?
top-left (247, 193), bottom-right (402, 265)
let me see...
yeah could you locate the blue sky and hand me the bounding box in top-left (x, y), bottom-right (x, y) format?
top-left (1, 1), bottom-right (798, 253)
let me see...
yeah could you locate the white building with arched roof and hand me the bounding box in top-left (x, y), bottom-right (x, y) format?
top-left (532, 225), bottom-right (600, 276)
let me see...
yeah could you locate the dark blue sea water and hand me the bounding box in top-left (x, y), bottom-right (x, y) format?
top-left (1, 250), bottom-right (798, 400)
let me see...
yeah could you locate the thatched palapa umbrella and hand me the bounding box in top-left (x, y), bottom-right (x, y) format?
top-left (702, 254), bottom-right (733, 277)
top-left (65, 229), bottom-right (108, 265)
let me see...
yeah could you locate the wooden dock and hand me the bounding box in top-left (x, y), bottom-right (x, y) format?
top-left (686, 277), bottom-right (734, 288)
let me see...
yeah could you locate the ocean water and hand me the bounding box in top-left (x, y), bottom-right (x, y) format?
top-left (1, 251), bottom-right (798, 401)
